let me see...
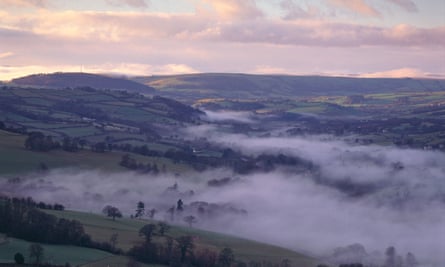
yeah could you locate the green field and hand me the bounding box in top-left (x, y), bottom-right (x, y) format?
top-left (0, 237), bottom-right (111, 266)
top-left (44, 209), bottom-right (319, 266)
top-left (0, 130), bottom-right (191, 175)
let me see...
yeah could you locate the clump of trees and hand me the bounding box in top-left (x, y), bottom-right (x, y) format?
top-left (128, 222), bottom-right (239, 267)
top-left (25, 132), bottom-right (60, 151)
top-left (119, 154), bottom-right (160, 174)
top-left (0, 196), bottom-right (89, 246)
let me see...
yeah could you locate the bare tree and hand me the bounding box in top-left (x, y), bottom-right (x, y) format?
top-left (29, 243), bottom-right (44, 265)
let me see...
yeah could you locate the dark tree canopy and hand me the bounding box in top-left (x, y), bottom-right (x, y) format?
top-left (14, 252), bottom-right (25, 264)
top-left (139, 224), bottom-right (156, 243)
top-left (102, 205), bottom-right (123, 221)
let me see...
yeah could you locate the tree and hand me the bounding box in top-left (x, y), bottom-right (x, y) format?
top-left (177, 199), bottom-right (183, 211)
top-left (176, 235), bottom-right (194, 263)
top-left (218, 247), bottom-right (235, 267)
top-left (139, 224), bottom-right (156, 243)
top-left (148, 208), bottom-right (157, 219)
top-left (102, 205), bottom-right (122, 221)
top-left (29, 243), bottom-right (44, 265)
top-left (405, 252), bottom-right (418, 267)
top-left (135, 201), bottom-right (145, 218)
top-left (385, 246), bottom-right (396, 267)
top-left (157, 222), bottom-right (170, 236)
top-left (280, 259), bottom-right (291, 267)
top-left (110, 233), bottom-right (119, 250)
top-left (14, 252), bottom-right (25, 264)
top-left (127, 258), bottom-right (141, 267)
top-left (183, 215), bottom-right (197, 227)
top-left (167, 206), bottom-right (175, 221)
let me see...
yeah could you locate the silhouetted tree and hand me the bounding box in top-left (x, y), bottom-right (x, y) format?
top-left (176, 235), bottom-right (194, 263)
top-left (102, 205), bottom-right (122, 221)
top-left (135, 201), bottom-right (145, 218)
top-left (14, 252), bottom-right (25, 264)
top-left (177, 199), bottom-right (183, 211)
top-left (157, 222), bottom-right (170, 236)
top-left (139, 224), bottom-right (156, 243)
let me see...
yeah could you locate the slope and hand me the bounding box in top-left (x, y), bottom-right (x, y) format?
top-left (134, 73), bottom-right (445, 101)
top-left (11, 72), bottom-right (155, 93)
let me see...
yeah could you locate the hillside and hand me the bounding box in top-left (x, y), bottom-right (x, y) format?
top-left (11, 72), bottom-right (155, 93)
top-left (134, 73), bottom-right (445, 101)
top-left (44, 209), bottom-right (320, 266)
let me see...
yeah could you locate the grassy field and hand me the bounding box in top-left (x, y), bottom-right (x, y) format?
top-left (0, 237), bottom-right (111, 266)
top-left (81, 255), bottom-right (164, 267)
top-left (0, 130), bottom-right (191, 175)
top-left (44, 209), bottom-right (319, 266)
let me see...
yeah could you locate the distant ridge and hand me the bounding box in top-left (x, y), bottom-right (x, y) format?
top-left (11, 72), bottom-right (155, 93)
top-left (134, 73), bottom-right (445, 100)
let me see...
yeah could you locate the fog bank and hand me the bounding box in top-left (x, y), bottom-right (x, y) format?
top-left (2, 132), bottom-right (444, 266)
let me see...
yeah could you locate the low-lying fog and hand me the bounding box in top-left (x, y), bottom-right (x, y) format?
top-left (1, 128), bottom-right (444, 266)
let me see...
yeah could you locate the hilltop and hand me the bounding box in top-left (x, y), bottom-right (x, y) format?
top-left (134, 73), bottom-right (445, 101)
top-left (11, 72), bottom-right (155, 93)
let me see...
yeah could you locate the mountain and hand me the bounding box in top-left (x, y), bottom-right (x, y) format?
top-left (11, 72), bottom-right (155, 93)
top-left (134, 73), bottom-right (445, 101)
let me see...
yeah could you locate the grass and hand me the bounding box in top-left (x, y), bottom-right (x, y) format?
top-left (0, 130), bottom-right (192, 176)
top-left (80, 255), bottom-right (164, 267)
top-left (0, 237), bottom-right (111, 266)
top-left (44, 209), bottom-right (319, 266)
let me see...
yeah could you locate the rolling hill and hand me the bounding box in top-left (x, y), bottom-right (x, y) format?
top-left (134, 73), bottom-right (445, 101)
top-left (11, 72), bottom-right (155, 93)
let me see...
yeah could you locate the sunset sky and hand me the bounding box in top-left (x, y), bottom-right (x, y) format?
top-left (0, 0), bottom-right (444, 80)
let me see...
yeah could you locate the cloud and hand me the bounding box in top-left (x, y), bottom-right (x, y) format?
top-left (105, 0), bottom-right (150, 9)
top-left (360, 68), bottom-right (429, 78)
top-left (217, 20), bottom-right (445, 47)
top-left (1, 9), bottom-right (444, 47)
top-left (280, 0), bottom-right (319, 20)
top-left (0, 0), bottom-right (48, 8)
top-left (386, 0), bottom-right (418, 13)
top-left (328, 0), bottom-right (381, 17)
top-left (0, 52), bottom-right (14, 59)
top-left (197, 0), bottom-right (264, 20)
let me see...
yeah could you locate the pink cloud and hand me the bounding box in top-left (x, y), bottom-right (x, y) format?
top-left (197, 0), bottom-right (263, 20)
top-left (1, 10), bottom-right (444, 48)
top-left (328, 0), bottom-right (380, 17)
top-left (360, 68), bottom-right (431, 78)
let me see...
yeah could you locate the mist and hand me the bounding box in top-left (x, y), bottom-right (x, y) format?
top-left (200, 109), bottom-right (257, 124)
top-left (1, 130), bottom-right (444, 266)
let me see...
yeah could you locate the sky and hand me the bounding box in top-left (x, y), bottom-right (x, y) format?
top-left (0, 0), bottom-right (444, 80)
